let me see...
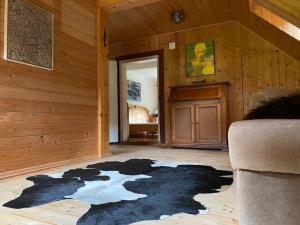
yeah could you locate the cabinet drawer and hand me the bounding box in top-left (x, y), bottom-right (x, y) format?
top-left (171, 86), bottom-right (220, 101)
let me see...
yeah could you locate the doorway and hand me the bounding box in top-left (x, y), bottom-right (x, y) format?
top-left (110, 51), bottom-right (165, 144)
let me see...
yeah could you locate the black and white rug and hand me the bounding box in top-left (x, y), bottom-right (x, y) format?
top-left (3, 159), bottom-right (233, 225)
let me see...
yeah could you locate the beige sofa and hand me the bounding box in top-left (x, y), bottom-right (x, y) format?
top-left (228, 89), bottom-right (300, 225)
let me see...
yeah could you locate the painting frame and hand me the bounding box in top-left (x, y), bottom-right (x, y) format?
top-left (3, 0), bottom-right (54, 70)
top-left (185, 40), bottom-right (215, 77)
top-left (128, 80), bottom-right (141, 102)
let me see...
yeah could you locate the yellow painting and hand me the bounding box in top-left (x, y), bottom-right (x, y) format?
top-left (186, 40), bottom-right (215, 77)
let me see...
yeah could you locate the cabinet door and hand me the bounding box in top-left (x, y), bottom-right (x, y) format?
top-left (195, 103), bottom-right (222, 144)
top-left (171, 104), bottom-right (194, 144)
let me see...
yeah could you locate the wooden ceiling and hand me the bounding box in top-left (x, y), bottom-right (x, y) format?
top-left (258, 0), bottom-right (300, 27)
top-left (108, 0), bottom-right (233, 44)
top-left (107, 0), bottom-right (300, 60)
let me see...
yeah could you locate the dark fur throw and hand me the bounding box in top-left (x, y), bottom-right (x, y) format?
top-left (245, 92), bottom-right (300, 120)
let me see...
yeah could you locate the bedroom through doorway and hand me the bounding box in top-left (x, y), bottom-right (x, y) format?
top-left (120, 55), bottom-right (160, 144)
top-left (109, 51), bottom-right (165, 145)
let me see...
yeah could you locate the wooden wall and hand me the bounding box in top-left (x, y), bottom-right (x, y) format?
top-left (110, 21), bottom-right (300, 144)
top-left (0, 0), bottom-right (98, 175)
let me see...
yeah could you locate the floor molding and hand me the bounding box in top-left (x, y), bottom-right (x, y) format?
top-left (0, 155), bottom-right (100, 180)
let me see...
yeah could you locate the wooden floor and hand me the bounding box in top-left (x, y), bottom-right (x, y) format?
top-left (0, 145), bottom-right (238, 225)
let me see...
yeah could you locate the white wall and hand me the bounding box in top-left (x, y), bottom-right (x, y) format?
top-left (127, 67), bottom-right (158, 114)
top-left (109, 60), bottom-right (119, 143)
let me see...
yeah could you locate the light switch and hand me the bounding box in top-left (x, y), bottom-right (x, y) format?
top-left (169, 42), bottom-right (176, 50)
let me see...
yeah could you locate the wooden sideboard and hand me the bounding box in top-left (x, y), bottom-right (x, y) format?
top-left (169, 82), bottom-right (229, 149)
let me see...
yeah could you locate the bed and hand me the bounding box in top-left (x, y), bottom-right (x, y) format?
top-left (128, 104), bottom-right (158, 136)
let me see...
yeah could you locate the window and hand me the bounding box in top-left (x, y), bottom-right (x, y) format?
top-left (250, 0), bottom-right (300, 41)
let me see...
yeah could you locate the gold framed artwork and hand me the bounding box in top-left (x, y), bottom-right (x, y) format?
top-left (185, 40), bottom-right (215, 77)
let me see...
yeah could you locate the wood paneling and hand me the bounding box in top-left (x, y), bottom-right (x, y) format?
top-left (0, 0), bottom-right (99, 173)
top-left (110, 21), bottom-right (300, 144)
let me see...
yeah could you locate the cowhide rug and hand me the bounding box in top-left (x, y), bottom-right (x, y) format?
top-left (3, 159), bottom-right (233, 225)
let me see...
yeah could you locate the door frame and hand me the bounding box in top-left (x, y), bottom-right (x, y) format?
top-left (115, 50), bottom-right (165, 144)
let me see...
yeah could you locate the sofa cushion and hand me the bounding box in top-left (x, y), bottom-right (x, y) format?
top-left (229, 120), bottom-right (300, 174)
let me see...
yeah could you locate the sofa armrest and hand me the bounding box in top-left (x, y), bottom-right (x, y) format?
top-left (229, 120), bottom-right (300, 174)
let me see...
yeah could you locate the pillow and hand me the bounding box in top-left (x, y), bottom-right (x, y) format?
top-left (245, 92), bottom-right (300, 120)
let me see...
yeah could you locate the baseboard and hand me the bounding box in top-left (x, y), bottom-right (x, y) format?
top-left (170, 144), bottom-right (227, 150)
top-left (0, 155), bottom-right (100, 180)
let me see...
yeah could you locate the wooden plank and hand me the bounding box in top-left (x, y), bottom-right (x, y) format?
top-left (0, 111), bottom-right (97, 124)
top-left (97, 2), bottom-right (111, 157)
top-left (0, 71), bottom-right (96, 98)
top-left (0, 151), bottom-right (98, 174)
top-left (0, 122), bottom-right (97, 138)
top-left (0, 154), bottom-right (99, 180)
top-left (0, 85), bottom-right (97, 106)
top-left (0, 97), bottom-right (97, 113)
top-left (0, 210), bottom-right (52, 225)
top-left (100, 0), bottom-right (162, 13)
top-left (0, 141), bottom-right (97, 165)
top-left (0, 132), bottom-right (97, 152)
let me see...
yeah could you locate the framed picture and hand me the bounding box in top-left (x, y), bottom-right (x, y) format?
top-left (4, 0), bottom-right (54, 70)
top-left (185, 40), bottom-right (215, 77)
top-left (128, 80), bottom-right (141, 102)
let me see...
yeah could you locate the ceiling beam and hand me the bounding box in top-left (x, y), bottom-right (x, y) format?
top-left (256, 0), bottom-right (300, 27)
top-left (100, 0), bottom-right (162, 13)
